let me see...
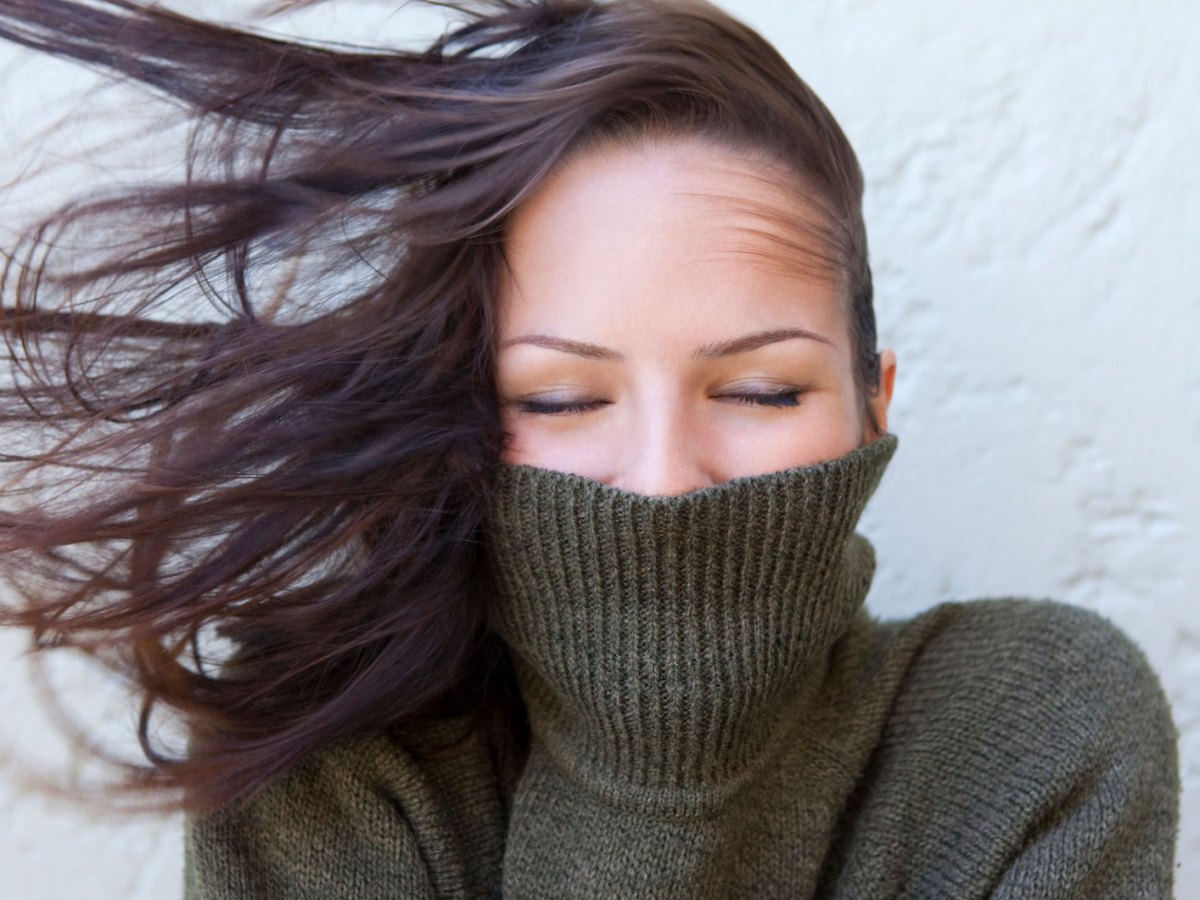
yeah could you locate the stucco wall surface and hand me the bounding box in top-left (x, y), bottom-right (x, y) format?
top-left (1, 1), bottom-right (1196, 896)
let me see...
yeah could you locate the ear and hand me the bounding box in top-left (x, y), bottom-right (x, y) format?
top-left (869, 348), bottom-right (897, 436)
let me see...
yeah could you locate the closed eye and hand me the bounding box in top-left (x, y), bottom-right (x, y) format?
top-left (721, 390), bottom-right (803, 408)
top-left (515, 398), bottom-right (609, 416)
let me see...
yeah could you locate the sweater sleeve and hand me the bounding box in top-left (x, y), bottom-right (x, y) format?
top-left (182, 726), bottom-right (510, 900)
top-left (822, 599), bottom-right (1180, 899)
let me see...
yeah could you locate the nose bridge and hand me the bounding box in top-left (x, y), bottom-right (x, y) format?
top-left (615, 387), bottom-right (710, 497)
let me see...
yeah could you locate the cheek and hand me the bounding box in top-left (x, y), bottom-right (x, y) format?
top-left (717, 392), bottom-right (864, 476)
top-left (499, 411), bottom-right (611, 473)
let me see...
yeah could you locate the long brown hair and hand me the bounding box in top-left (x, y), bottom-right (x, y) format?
top-left (0, 0), bottom-right (875, 813)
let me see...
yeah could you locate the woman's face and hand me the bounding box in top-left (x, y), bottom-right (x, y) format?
top-left (495, 136), bottom-right (895, 496)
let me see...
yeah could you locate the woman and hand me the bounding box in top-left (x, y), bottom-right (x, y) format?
top-left (0, 1), bottom-right (1178, 897)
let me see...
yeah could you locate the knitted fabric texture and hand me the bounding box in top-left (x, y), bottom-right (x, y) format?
top-left (184, 435), bottom-right (1179, 899)
top-left (484, 433), bottom-right (891, 820)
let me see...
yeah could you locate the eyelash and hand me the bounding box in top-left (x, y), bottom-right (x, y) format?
top-left (737, 390), bottom-right (804, 408)
top-left (516, 390), bottom-right (804, 417)
top-left (516, 399), bottom-right (603, 416)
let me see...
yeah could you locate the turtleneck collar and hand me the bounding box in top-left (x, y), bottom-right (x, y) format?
top-left (483, 434), bottom-right (897, 817)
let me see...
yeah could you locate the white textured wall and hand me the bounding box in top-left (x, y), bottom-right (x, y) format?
top-left (1, 1), bottom-right (1196, 896)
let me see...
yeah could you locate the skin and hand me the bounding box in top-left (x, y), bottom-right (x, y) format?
top-left (495, 135), bottom-right (896, 497)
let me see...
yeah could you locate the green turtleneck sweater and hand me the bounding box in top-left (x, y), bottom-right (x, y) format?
top-left (183, 435), bottom-right (1179, 898)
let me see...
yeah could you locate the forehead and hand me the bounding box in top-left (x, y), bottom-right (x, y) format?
top-left (503, 136), bottom-right (837, 286)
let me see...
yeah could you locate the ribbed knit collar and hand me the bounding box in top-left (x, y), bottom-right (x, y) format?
top-left (483, 434), bottom-right (897, 816)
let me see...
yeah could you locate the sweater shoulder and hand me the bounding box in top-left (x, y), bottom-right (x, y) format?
top-left (825, 598), bottom-right (1179, 898)
top-left (184, 721), bottom-right (510, 900)
top-left (894, 597), bottom-right (1161, 683)
top-left (877, 597), bottom-right (1179, 777)
top-left (888, 597), bottom-right (1174, 728)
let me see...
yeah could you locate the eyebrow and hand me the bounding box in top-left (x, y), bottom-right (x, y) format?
top-left (498, 327), bottom-right (834, 361)
top-left (693, 327), bottom-right (835, 358)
